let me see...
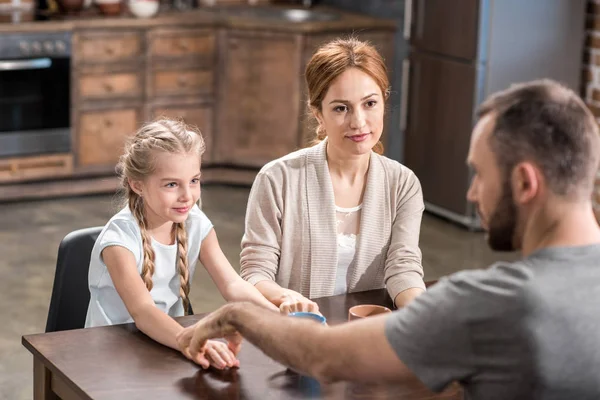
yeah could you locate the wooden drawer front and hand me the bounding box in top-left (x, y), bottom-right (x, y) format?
top-left (0, 154), bottom-right (73, 183)
top-left (79, 73), bottom-right (142, 100)
top-left (78, 109), bottom-right (138, 167)
top-left (152, 70), bottom-right (213, 97)
top-left (152, 104), bottom-right (213, 163)
top-left (149, 29), bottom-right (215, 59)
top-left (76, 32), bottom-right (142, 64)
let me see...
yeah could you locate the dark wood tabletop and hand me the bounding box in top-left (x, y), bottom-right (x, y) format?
top-left (23, 289), bottom-right (462, 400)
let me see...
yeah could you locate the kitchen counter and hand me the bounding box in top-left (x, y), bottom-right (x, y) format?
top-left (0, 5), bottom-right (396, 33)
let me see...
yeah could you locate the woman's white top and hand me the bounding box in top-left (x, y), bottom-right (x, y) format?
top-left (85, 205), bottom-right (212, 327)
top-left (334, 204), bottom-right (362, 295)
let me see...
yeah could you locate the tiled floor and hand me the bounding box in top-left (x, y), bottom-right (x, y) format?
top-left (0, 185), bottom-right (517, 400)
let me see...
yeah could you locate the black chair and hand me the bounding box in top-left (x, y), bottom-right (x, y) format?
top-left (45, 226), bottom-right (103, 332)
top-left (45, 226), bottom-right (193, 333)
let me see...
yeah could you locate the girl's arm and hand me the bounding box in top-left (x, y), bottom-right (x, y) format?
top-left (102, 245), bottom-right (184, 349)
top-left (199, 229), bottom-right (279, 313)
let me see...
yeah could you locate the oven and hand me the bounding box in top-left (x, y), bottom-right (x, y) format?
top-left (0, 31), bottom-right (71, 158)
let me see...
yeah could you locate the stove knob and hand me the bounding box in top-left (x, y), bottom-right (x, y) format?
top-left (31, 41), bottom-right (42, 54)
top-left (55, 40), bottom-right (66, 54)
top-left (19, 41), bottom-right (30, 55)
top-left (43, 41), bottom-right (54, 53)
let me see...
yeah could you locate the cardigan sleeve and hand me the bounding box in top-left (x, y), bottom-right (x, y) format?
top-left (384, 169), bottom-right (427, 300)
top-left (240, 171), bottom-right (283, 286)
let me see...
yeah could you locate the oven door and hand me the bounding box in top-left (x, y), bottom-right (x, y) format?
top-left (0, 56), bottom-right (71, 158)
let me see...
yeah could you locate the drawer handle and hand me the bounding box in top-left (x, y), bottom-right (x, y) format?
top-left (10, 162), bottom-right (18, 176)
top-left (104, 119), bottom-right (113, 128)
top-left (102, 82), bottom-right (114, 93)
top-left (177, 40), bottom-right (190, 52)
top-left (104, 46), bottom-right (115, 55)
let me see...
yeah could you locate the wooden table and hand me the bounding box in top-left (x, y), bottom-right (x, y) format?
top-left (23, 289), bottom-right (462, 399)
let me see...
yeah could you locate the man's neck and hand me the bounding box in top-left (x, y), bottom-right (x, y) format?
top-left (521, 200), bottom-right (600, 257)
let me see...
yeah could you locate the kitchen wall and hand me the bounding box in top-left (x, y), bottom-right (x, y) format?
top-left (582, 0), bottom-right (600, 220)
top-left (319, 0), bottom-right (407, 163)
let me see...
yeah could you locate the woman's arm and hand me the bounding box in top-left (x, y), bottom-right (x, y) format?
top-left (199, 228), bottom-right (279, 313)
top-left (102, 245), bottom-right (184, 350)
top-left (385, 171), bottom-right (427, 308)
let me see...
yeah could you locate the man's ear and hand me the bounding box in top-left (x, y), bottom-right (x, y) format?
top-left (512, 161), bottom-right (540, 205)
top-left (128, 178), bottom-right (144, 197)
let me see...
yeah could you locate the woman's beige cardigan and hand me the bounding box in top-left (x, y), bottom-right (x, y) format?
top-left (240, 140), bottom-right (426, 300)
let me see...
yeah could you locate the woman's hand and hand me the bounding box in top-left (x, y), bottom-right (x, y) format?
top-left (279, 290), bottom-right (319, 314)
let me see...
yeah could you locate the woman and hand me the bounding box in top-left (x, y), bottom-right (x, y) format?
top-left (240, 37), bottom-right (426, 312)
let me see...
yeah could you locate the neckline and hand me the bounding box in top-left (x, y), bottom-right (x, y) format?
top-left (335, 204), bottom-right (363, 213)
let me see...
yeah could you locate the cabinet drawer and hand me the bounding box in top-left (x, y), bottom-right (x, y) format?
top-left (0, 154), bottom-right (73, 183)
top-left (77, 109), bottom-right (139, 167)
top-left (151, 70), bottom-right (213, 97)
top-left (151, 104), bottom-right (213, 163)
top-left (149, 29), bottom-right (215, 59)
top-left (79, 72), bottom-right (142, 100)
top-left (75, 31), bottom-right (142, 64)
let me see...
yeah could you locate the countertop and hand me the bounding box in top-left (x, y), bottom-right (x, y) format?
top-left (0, 5), bottom-right (397, 33)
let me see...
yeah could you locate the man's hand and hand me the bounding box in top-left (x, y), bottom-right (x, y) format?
top-left (279, 290), bottom-right (319, 314)
top-left (177, 304), bottom-right (243, 366)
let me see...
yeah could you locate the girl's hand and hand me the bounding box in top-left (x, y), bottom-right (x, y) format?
top-left (180, 337), bottom-right (239, 370)
top-left (279, 290), bottom-right (319, 314)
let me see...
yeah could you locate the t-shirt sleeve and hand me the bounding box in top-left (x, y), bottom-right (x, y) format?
top-left (190, 204), bottom-right (214, 242)
top-left (384, 273), bottom-right (476, 391)
top-left (384, 264), bottom-right (529, 392)
top-left (97, 218), bottom-right (141, 265)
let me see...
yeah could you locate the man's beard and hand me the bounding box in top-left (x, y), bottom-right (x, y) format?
top-left (486, 181), bottom-right (519, 252)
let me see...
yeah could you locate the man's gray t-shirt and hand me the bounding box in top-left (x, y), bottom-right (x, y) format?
top-left (385, 245), bottom-right (600, 400)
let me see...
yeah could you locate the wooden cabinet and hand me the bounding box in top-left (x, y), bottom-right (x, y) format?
top-left (0, 154), bottom-right (73, 183)
top-left (79, 72), bottom-right (143, 100)
top-left (77, 108), bottom-right (140, 167)
top-left (74, 31), bottom-right (143, 65)
top-left (72, 29), bottom-right (145, 173)
top-left (214, 30), bottom-right (302, 167)
top-left (150, 69), bottom-right (214, 98)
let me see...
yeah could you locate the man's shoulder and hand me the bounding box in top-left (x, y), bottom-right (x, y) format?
top-left (431, 260), bottom-right (535, 312)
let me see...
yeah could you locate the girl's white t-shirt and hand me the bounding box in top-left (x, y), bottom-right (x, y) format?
top-left (85, 204), bottom-right (213, 328)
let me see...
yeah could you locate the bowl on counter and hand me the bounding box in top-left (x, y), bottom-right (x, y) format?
top-left (128, 0), bottom-right (159, 18)
top-left (95, 0), bottom-right (122, 15)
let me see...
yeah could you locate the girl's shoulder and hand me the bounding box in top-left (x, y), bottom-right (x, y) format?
top-left (98, 207), bottom-right (142, 246)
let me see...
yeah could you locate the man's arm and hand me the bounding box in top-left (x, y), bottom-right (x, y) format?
top-left (177, 302), bottom-right (416, 384)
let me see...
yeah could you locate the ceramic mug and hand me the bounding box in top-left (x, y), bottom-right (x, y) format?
top-left (348, 304), bottom-right (392, 321)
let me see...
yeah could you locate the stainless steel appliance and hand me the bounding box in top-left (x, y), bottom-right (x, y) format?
top-left (401, 0), bottom-right (586, 229)
top-left (0, 31), bottom-right (71, 158)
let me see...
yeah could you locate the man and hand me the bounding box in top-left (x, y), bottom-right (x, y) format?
top-left (177, 80), bottom-right (600, 399)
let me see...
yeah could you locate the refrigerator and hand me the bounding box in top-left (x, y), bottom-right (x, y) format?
top-left (401, 0), bottom-right (586, 229)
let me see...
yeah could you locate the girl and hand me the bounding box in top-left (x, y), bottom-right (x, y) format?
top-left (85, 118), bottom-right (278, 370)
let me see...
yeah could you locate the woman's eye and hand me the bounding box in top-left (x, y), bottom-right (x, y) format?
top-left (333, 105), bottom-right (347, 113)
top-left (191, 178), bottom-right (200, 184)
top-left (366, 100), bottom-right (377, 108)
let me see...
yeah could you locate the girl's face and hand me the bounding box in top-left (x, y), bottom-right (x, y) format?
top-left (314, 67), bottom-right (385, 157)
top-left (132, 151), bottom-right (201, 227)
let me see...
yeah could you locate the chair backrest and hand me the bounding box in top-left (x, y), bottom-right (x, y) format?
top-left (45, 226), bottom-right (103, 333)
